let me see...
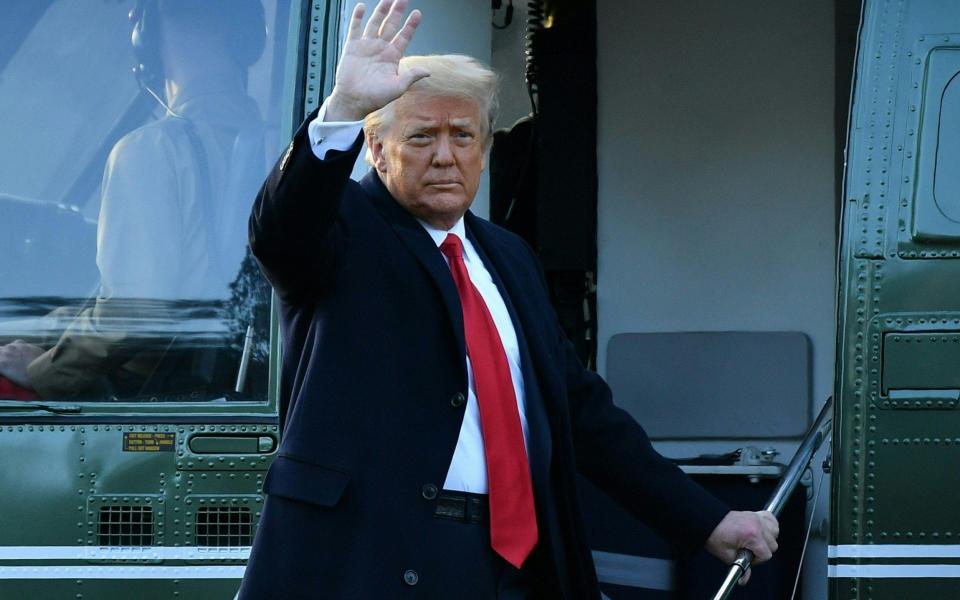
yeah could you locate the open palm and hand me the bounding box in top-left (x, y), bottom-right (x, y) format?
top-left (327, 0), bottom-right (429, 122)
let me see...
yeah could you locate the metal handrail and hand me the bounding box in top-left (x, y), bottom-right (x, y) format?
top-left (711, 396), bottom-right (835, 600)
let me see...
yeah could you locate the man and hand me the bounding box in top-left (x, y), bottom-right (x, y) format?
top-left (239, 1), bottom-right (779, 597)
top-left (0, 0), bottom-right (266, 399)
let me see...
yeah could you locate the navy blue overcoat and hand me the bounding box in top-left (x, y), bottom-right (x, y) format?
top-left (238, 113), bottom-right (728, 599)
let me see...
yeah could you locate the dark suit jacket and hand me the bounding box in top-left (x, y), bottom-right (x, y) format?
top-left (238, 113), bottom-right (729, 599)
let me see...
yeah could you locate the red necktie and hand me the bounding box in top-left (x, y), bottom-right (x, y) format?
top-left (439, 233), bottom-right (538, 568)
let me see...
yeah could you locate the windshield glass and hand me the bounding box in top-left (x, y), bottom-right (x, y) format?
top-left (0, 0), bottom-right (297, 402)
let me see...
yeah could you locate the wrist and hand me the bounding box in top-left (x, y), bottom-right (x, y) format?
top-left (325, 90), bottom-right (369, 122)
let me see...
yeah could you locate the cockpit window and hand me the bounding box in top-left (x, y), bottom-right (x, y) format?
top-left (0, 0), bottom-right (297, 402)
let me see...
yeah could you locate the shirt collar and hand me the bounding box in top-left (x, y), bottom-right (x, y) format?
top-left (418, 217), bottom-right (467, 248)
top-left (166, 72), bottom-right (262, 126)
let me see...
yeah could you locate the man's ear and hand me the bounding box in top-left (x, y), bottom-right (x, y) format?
top-left (368, 132), bottom-right (388, 173)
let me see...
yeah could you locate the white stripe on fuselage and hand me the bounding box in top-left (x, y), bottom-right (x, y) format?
top-left (0, 565), bottom-right (245, 579)
top-left (829, 564), bottom-right (960, 578)
top-left (0, 546), bottom-right (250, 561)
top-left (829, 544), bottom-right (960, 559)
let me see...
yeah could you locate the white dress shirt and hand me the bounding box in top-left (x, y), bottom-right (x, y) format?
top-left (308, 102), bottom-right (529, 493)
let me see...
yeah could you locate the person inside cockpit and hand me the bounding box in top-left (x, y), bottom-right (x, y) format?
top-left (0, 0), bottom-right (269, 400)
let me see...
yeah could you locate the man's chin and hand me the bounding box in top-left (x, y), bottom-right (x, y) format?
top-left (412, 194), bottom-right (473, 228)
top-left (425, 190), bottom-right (471, 208)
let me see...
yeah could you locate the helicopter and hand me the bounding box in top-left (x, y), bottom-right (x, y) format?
top-left (0, 1), bottom-right (956, 599)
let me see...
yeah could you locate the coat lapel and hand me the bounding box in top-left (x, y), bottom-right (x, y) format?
top-left (360, 171), bottom-right (466, 363)
top-left (464, 212), bottom-right (562, 396)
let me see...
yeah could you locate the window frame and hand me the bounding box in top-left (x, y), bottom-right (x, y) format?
top-left (0, 0), bottom-right (334, 421)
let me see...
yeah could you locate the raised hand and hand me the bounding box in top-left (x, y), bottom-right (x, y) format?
top-left (325, 0), bottom-right (430, 122)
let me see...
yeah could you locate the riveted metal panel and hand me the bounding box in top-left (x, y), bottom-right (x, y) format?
top-left (0, 426), bottom-right (84, 546)
top-left (0, 422), bottom-right (271, 599)
top-left (882, 331), bottom-right (960, 395)
top-left (834, 1), bottom-right (960, 598)
top-left (176, 424), bottom-right (278, 471)
top-left (910, 48), bottom-right (960, 241)
top-left (303, 1), bottom-right (341, 119)
top-left (899, 38), bottom-right (960, 255)
top-left (848, 0), bottom-right (907, 262)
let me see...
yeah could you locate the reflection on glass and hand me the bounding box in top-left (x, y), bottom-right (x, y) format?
top-left (0, 0), bottom-right (289, 402)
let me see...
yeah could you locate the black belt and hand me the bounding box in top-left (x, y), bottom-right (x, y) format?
top-left (433, 490), bottom-right (489, 524)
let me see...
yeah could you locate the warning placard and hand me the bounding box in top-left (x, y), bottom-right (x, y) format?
top-left (122, 432), bottom-right (176, 452)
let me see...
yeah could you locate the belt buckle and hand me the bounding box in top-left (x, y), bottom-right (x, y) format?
top-left (435, 493), bottom-right (467, 521)
top-left (434, 492), bottom-right (487, 524)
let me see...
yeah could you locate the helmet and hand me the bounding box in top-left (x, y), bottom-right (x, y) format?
top-left (130, 0), bottom-right (267, 93)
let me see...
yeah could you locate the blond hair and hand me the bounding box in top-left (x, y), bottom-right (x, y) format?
top-left (363, 54), bottom-right (499, 164)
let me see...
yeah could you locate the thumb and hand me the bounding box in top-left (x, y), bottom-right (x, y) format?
top-left (399, 67), bottom-right (430, 91)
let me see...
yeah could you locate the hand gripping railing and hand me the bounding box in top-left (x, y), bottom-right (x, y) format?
top-left (711, 396), bottom-right (834, 600)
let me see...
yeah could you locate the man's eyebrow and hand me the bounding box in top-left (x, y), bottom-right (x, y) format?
top-left (450, 118), bottom-right (478, 129)
top-left (401, 120), bottom-right (437, 133)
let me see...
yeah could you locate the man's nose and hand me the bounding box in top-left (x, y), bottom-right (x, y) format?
top-left (431, 135), bottom-right (455, 166)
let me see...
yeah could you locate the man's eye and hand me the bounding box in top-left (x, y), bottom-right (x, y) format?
top-left (409, 133), bottom-right (430, 141)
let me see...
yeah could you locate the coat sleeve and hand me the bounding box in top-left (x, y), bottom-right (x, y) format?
top-left (28, 127), bottom-right (184, 398)
top-left (27, 304), bottom-right (134, 398)
top-left (248, 110), bottom-right (363, 304)
top-left (562, 337), bottom-right (731, 555)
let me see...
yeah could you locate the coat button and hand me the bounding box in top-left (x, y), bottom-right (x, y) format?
top-left (450, 392), bottom-right (466, 408)
top-left (403, 569), bottom-right (419, 586)
top-left (421, 484), bottom-right (438, 500)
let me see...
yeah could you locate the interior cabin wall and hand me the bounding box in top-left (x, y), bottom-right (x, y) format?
top-left (341, 0), bottom-right (493, 217)
top-left (595, 0), bottom-right (836, 404)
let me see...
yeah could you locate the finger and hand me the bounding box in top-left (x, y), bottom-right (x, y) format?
top-left (760, 511), bottom-right (779, 532)
top-left (345, 3), bottom-right (366, 41)
top-left (761, 530), bottom-right (776, 550)
top-left (764, 522), bottom-right (778, 546)
top-left (770, 519), bottom-right (780, 537)
top-left (739, 567), bottom-right (751, 586)
top-left (398, 66), bottom-right (430, 91)
top-left (751, 542), bottom-right (773, 563)
top-left (390, 9), bottom-right (422, 54)
top-left (378, 0), bottom-right (409, 40)
top-left (763, 520), bottom-right (779, 541)
top-left (362, 0), bottom-right (394, 38)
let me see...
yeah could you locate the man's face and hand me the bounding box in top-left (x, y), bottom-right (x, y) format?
top-left (371, 93), bottom-right (486, 230)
